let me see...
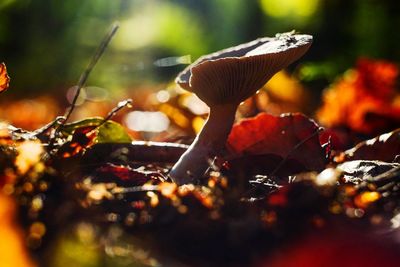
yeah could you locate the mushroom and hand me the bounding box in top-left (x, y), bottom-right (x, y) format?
top-left (169, 32), bottom-right (313, 184)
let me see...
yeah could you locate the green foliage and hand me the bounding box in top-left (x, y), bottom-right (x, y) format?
top-left (96, 120), bottom-right (132, 144)
top-left (1, 0), bottom-right (400, 93)
top-left (62, 117), bottom-right (132, 143)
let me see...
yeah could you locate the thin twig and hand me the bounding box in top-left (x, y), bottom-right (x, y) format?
top-left (63, 23), bottom-right (119, 124)
top-left (242, 127), bottom-right (323, 199)
top-left (269, 127), bottom-right (323, 176)
top-left (47, 23), bottom-right (119, 153)
top-left (112, 185), bottom-right (159, 194)
top-left (33, 116), bottom-right (66, 139)
top-left (359, 166), bottom-right (400, 189)
top-left (87, 99), bottom-right (133, 136)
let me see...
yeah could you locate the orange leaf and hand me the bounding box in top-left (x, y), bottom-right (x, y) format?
top-left (317, 58), bottom-right (400, 135)
top-left (227, 113), bottom-right (326, 171)
top-left (356, 58), bottom-right (398, 100)
top-left (0, 62), bottom-right (10, 93)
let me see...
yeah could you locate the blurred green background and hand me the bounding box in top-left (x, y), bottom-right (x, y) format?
top-left (0, 0), bottom-right (399, 96)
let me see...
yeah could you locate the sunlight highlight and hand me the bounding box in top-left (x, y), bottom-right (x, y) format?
top-left (15, 140), bottom-right (43, 175)
top-left (124, 111), bottom-right (170, 132)
top-left (315, 168), bottom-right (339, 186)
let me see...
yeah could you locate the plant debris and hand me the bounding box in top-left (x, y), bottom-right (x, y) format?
top-left (1, 46), bottom-right (400, 267)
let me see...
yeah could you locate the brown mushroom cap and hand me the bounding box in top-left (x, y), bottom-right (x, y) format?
top-left (175, 33), bottom-right (313, 106)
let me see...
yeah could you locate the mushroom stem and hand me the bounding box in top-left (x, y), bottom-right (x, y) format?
top-left (169, 104), bottom-right (237, 184)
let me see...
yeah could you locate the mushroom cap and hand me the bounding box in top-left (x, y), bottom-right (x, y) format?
top-left (175, 33), bottom-right (313, 106)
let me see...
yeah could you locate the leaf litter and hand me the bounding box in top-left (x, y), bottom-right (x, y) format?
top-left (0, 29), bottom-right (400, 267)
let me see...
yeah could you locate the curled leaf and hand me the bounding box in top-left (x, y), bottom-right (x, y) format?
top-left (59, 118), bottom-right (131, 157)
top-left (345, 128), bottom-right (400, 162)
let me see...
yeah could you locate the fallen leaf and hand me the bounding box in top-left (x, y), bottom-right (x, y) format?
top-left (227, 113), bottom-right (326, 171)
top-left (337, 160), bottom-right (399, 184)
top-left (96, 120), bottom-right (132, 144)
top-left (317, 58), bottom-right (400, 135)
top-left (59, 118), bottom-right (132, 157)
top-left (62, 117), bottom-right (132, 143)
top-left (356, 58), bottom-right (398, 101)
top-left (95, 163), bottom-right (164, 185)
top-left (59, 126), bottom-right (97, 158)
top-left (345, 129), bottom-right (400, 162)
top-left (0, 62), bottom-right (10, 93)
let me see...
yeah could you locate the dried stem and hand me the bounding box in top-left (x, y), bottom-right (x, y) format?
top-left (89, 99), bottom-right (132, 134)
top-left (243, 127), bottom-right (324, 199)
top-left (47, 23), bottom-right (119, 153)
top-left (104, 99), bottom-right (132, 123)
top-left (63, 23), bottom-right (119, 124)
top-left (82, 141), bottom-right (189, 164)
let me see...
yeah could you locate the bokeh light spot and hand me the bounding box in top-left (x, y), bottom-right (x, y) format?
top-left (156, 90), bottom-right (170, 103)
top-left (124, 111), bottom-right (170, 132)
top-left (259, 0), bottom-right (320, 18)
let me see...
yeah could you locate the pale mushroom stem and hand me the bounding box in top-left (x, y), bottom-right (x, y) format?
top-left (169, 103), bottom-right (237, 184)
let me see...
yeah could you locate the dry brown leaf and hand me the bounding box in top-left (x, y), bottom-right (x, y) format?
top-left (345, 129), bottom-right (400, 162)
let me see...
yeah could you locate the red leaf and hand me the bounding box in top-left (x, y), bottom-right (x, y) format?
top-left (96, 163), bottom-right (164, 185)
top-left (356, 58), bottom-right (398, 100)
top-left (317, 58), bottom-right (400, 135)
top-left (227, 113), bottom-right (325, 171)
top-left (59, 126), bottom-right (97, 158)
